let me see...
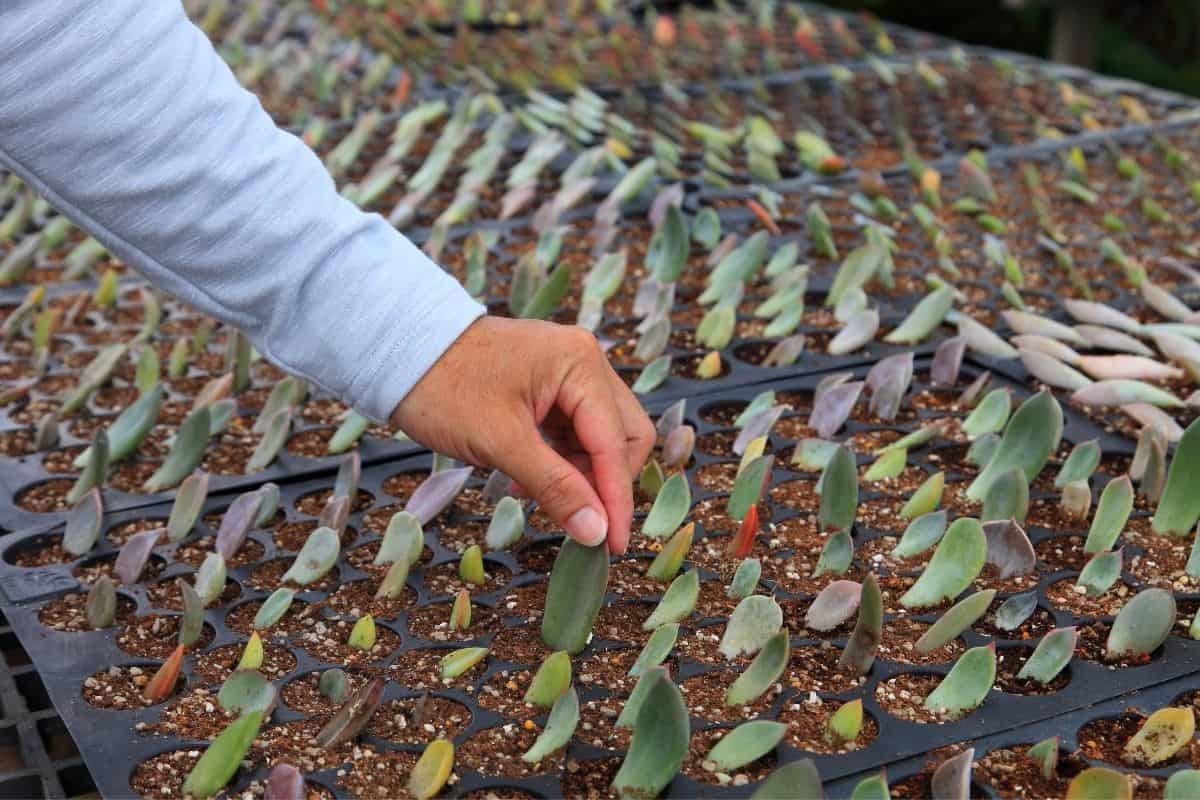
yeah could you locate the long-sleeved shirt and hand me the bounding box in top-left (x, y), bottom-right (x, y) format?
top-left (0, 0), bottom-right (486, 423)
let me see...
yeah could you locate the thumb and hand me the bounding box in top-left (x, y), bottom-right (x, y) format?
top-left (501, 436), bottom-right (609, 548)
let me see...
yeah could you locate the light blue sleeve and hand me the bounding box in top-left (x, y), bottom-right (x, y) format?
top-left (0, 0), bottom-right (486, 423)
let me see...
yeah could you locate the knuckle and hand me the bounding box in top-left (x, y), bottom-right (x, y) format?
top-left (535, 465), bottom-right (578, 513)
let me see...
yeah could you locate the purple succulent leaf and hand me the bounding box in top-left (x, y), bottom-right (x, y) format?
top-left (482, 470), bottom-right (514, 503)
top-left (931, 336), bottom-right (967, 386)
top-left (827, 309), bottom-right (879, 355)
top-left (500, 183), bottom-right (538, 220)
top-left (334, 451), bottom-right (362, 500)
top-left (982, 519), bottom-right (1037, 579)
top-left (318, 495), bottom-right (350, 535)
top-left (264, 764), bottom-right (305, 800)
top-left (810, 381), bottom-right (864, 439)
top-left (114, 528), bottom-right (161, 585)
top-left (662, 424), bottom-right (696, 470)
top-left (406, 467), bottom-right (473, 525)
top-left (655, 400), bottom-right (686, 439)
top-left (866, 352), bottom-right (914, 421)
top-left (733, 407), bottom-right (787, 456)
top-left (813, 372), bottom-right (853, 408)
top-left (931, 748), bottom-right (975, 800)
top-left (215, 491), bottom-right (263, 562)
top-left (762, 334), bottom-right (806, 367)
top-left (649, 183), bottom-right (685, 228)
top-left (1122, 403), bottom-right (1184, 443)
top-left (806, 580), bottom-right (862, 631)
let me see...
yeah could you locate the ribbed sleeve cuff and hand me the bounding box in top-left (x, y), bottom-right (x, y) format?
top-left (346, 272), bottom-right (486, 423)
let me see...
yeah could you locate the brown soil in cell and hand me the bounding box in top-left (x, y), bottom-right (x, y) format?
top-left (855, 534), bottom-right (926, 574)
top-left (40, 446), bottom-right (87, 474)
top-left (691, 576), bottom-right (746, 620)
top-left (694, 461), bottom-right (741, 494)
top-left (280, 670), bottom-right (369, 717)
top-left (116, 615), bottom-right (213, 659)
top-left (74, 553), bottom-right (165, 587)
top-left (1025, 500), bottom-right (1090, 536)
top-left (0, 428), bottom-right (34, 456)
top-left (875, 673), bottom-right (970, 724)
top-left (358, 503), bottom-right (406, 536)
top-left (246, 559), bottom-right (342, 593)
top-left (335, 747), bottom-right (419, 799)
top-left (778, 696), bottom-right (879, 753)
top-left (225, 597), bottom-right (314, 638)
top-left (293, 619), bottom-right (401, 667)
top-left (786, 643), bottom-right (869, 695)
top-left (145, 576), bottom-right (240, 611)
top-left (769, 478), bottom-right (822, 514)
top-left (458, 788), bottom-right (540, 800)
top-left (993, 646), bottom-right (1071, 695)
top-left (380, 470), bottom-right (430, 501)
top-left (1078, 710), bottom-right (1200, 768)
top-left (420, 559), bottom-right (511, 599)
top-left (344, 540), bottom-right (432, 577)
top-left (575, 694), bottom-right (631, 751)
top-left (174, 535), bottom-right (266, 569)
top-left (878, 617), bottom-right (965, 665)
top-left (972, 604), bottom-right (1058, 642)
top-left (106, 461), bottom-right (161, 494)
top-left (592, 602), bottom-right (656, 646)
top-left (575, 648), bottom-right (644, 697)
top-left (146, 686), bottom-right (238, 740)
top-left (326, 579), bottom-right (417, 621)
top-left (699, 401), bottom-right (749, 427)
top-left (1075, 621), bottom-right (1157, 668)
top-left (253, 718), bottom-right (356, 772)
top-left (294, 488), bottom-right (374, 517)
top-left (696, 430), bottom-right (767, 460)
top-left (681, 668), bottom-right (779, 722)
top-left (692, 497), bottom-right (770, 537)
top-left (405, 602), bottom-right (499, 643)
top-left (82, 664), bottom-right (176, 709)
top-left (475, 667), bottom-right (540, 719)
top-left (458, 724), bottom-right (560, 779)
top-left (38, 590), bottom-right (136, 631)
top-left (974, 745), bottom-right (1088, 799)
top-left (104, 518), bottom-right (166, 547)
top-left (368, 695), bottom-right (472, 745)
top-left (681, 724), bottom-right (778, 786)
top-left (673, 621), bottom-right (740, 667)
top-left (1035, 535), bottom-right (1091, 573)
top-left (130, 748), bottom-right (203, 800)
top-left (272, 520), bottom-right (358, 553)
top-left (515, 540), bottom-right (561, 574)
top-left (562, 756), bottom-right (621, 800)
top-left (285, 427), bottom-right (336, 458)
top-left (93, 385), bottom-right (138, 411)
top-left (14, 478), bottom-right (75, 513)
top-left (494, 581), bottom-right (547, 622)
top-left (192, 641), bottom-right (297, 685)
top-left (488, 623), bottom-right (554, 666)
top-left (877, 574), bottom-right (954, 617)
top-left (389, 647), bottom-right (482, 691)
top-left (1045, 577), bottom-right (1132, 617)
top-left (435, 519), bottom-right (491, 553)
top-left (8, 536), bottom-right (73, 568)
top-left (1126, 536), bottom-right (1192, 590)
top-left (296, 398), bottom-right (349, 426)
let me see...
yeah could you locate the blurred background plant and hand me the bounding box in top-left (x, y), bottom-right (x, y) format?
top-left (819, 0), bottom-right (1200, 96)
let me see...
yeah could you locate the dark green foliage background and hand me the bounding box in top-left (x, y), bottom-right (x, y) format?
top-left (818, 0), bottom-right (1200, 97)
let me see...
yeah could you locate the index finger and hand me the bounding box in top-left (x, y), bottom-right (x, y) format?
top-left (558, 353), bottom-right (635, 555)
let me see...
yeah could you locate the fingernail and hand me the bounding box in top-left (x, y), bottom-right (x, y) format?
top-left (566, 507), bottom-right (607, 547)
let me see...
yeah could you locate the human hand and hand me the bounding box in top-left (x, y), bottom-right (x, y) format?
top-left (391, 316), bottom-right (656, 554)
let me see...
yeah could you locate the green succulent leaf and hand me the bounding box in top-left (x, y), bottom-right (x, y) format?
top-left (966, 391), bottom-right (1062, 502)
top-left (726, 629), bottom-right (789, 706)
top-left (706, 721), bottom-right (787, 772)
top-left (643, 569), bottom-right (700, 630)
top-left (962, 389), bottom-right (1011, 440)
top-left (727, 558), bottom-right (762, 599)
top-left (900, 471), bottom-right (944, 519)
top-left (643, 473), bottom-right (691, 538)
top-left (916, 590), bottom-right (996, 654)
top-left (522, 688), bottom-right (579, 763)
top-left (375, 511), bottom-right (424, 567)
top-left (995, 591), bottom-right (1039, 631)
top-left (1165, 770), bottom-right (1200, 800)
top-left (728, 455), bottom-right (773, 521)
top-left (630, 623), bottom-right (679, 678)
top-left (813, 531), bottom-right (853, 577)
top-left (1106, 588), bottom-right (1175, 659)
top-left (751, 759), bottom-right (823, 800)
top-left (892, 510), bottom-right (948, 558)
top-left (1152, 418), bottom-right (1200, 536)
top-left (981, 468), bottom-right (1029, 524)
top-left (1056, 440), bottom-right (1101, 487)
top-left (883, 286), bottom-right (953, 344)
top-left (819, 446), bottom-right (858, 532)
top-left (253, 588), bottom-right (294, 630)
top-left (840, 574), bottom-right (883, 675)
top-left (525, 650), bottom-right (572, 706)
top-left (1017, 627), bottom-right (1078, 684)
top-left (901, 518), bottom-right (987, 608)
top-left (924, 645), bottom-right (996, 718)
top-left (646, 523), bottom-right (694, 582)
top-left (281, 527), bottom-right (339, 585)
top-left (542, 540), bottom-right (609, 654)
top-left (144, 406), bottom-right (212, 492)
top-left (1084, 476), bottom-right (1133, 553)
top-left (1066, 768), bottom-right (1131, 800)
top-left (217, 670), bottom-right (277, 717)
top-left (181, 711), bottom-right (264, 799)
top-left (611, 670), bottom-right (689, 800)
top-left (720, 595), bottom-right (783, 660)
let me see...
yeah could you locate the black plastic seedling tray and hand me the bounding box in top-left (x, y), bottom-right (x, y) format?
top-left (0, 350), bottom-right (1195, 797)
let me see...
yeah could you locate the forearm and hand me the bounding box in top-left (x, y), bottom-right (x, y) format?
top-left (0, 0), bottom-right (483, 422)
